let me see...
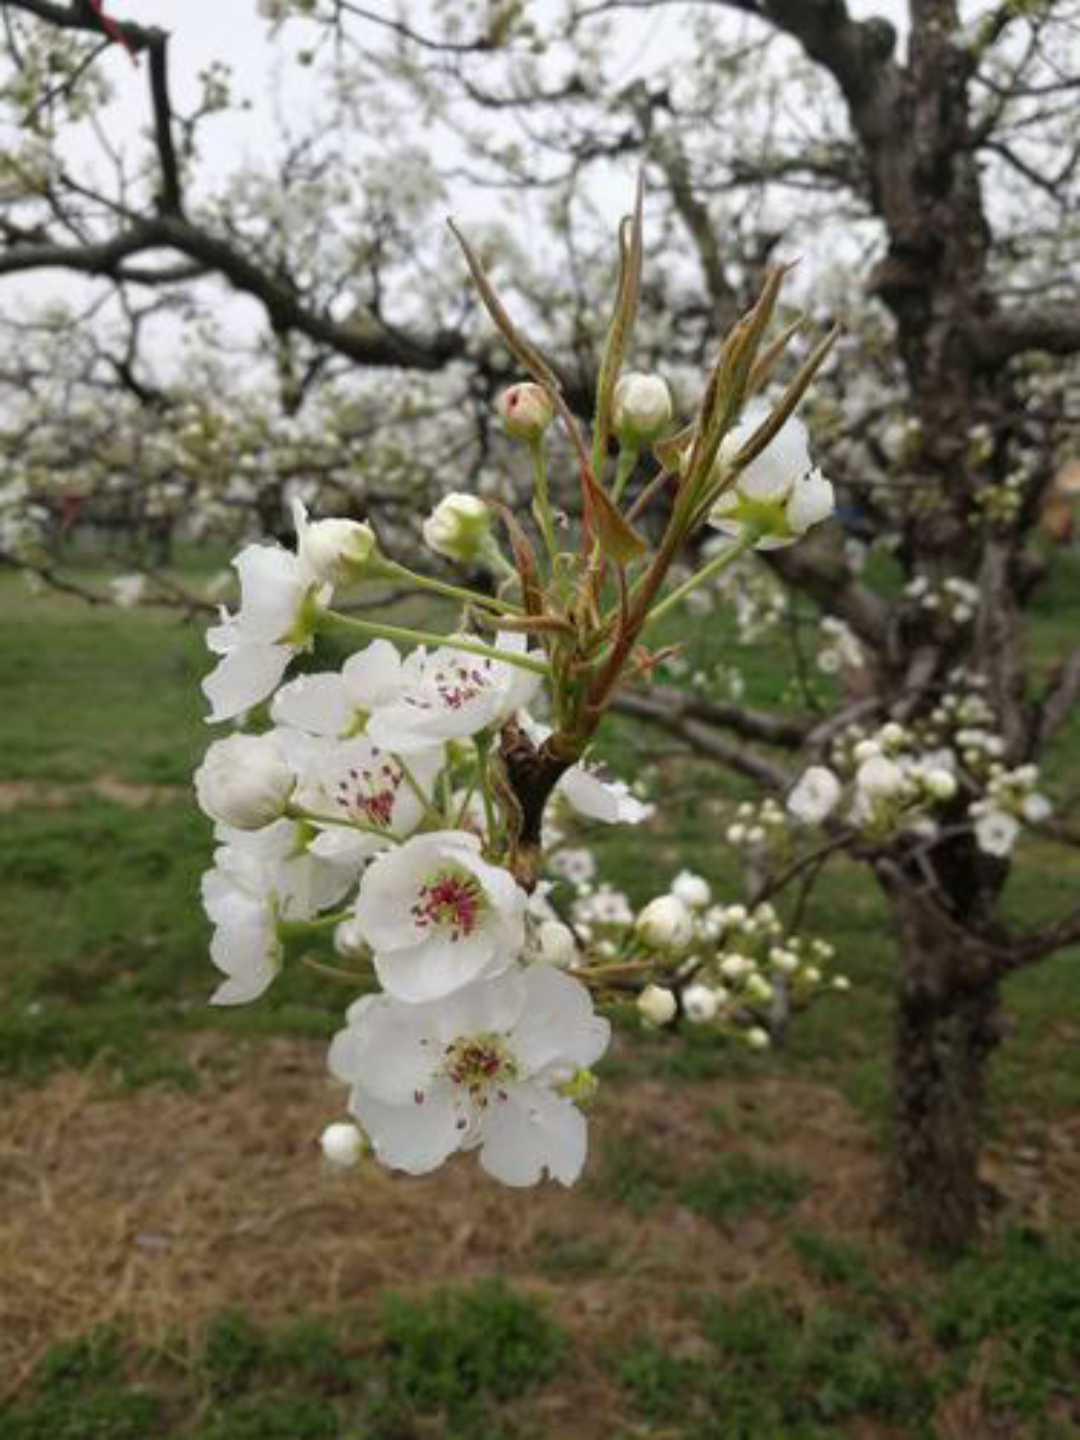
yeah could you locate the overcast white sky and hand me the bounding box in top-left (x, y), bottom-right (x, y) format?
top-left (7, 0), bottom-right (986, 367)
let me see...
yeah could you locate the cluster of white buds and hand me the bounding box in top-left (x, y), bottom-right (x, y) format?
top-left (970, 764), bottom-right (1052, 857)
top-left (816, 616), bottom-right (865, 676)
top-left (781, 672), bottom-right (1052, 861)
top-left (904, 574), bottom-right (980, 628)
top-left (973, 472), bottom-right (1025, 528)
top-left (725, 798), bottom-right (789, 860)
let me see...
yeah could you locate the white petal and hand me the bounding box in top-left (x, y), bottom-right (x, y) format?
top-left (373, 929), bottom-right (504, 1003)
top-left (342, 640), bottom-right (405, 710)
top-left (203, 643), bottom-right (292, 723)
top-left (510, 966), bottom-right (611, 1074)
top-left (479, 1084), bottom-right (587, 1187)
top-left (349, 1087), bottom-right (461, 1175)
top-left (786, 468), bottom-right (835, 533)
top-left (271, 673), bottom-right (356, 737)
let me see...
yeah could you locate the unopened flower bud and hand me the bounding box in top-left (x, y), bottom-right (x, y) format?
top-left (320, 1121), bottom-right (364, 1168)
top-left (422, 492), bottom-right (493, 564)
top-left (195, 732), bottom-right (294, 829)
top-left (745, 1026), bottom-right (771, 1051)
top-left (832, 975), bottom-right (851, 992)
top-left (635, 895), bottom-right (694, 951)
top-left (637, 983), bottom-right (677, 1026)
top-left (924, 767), bottom-right (958, 801)
top-left (498, 382), bottom-right (554, 441)
top-left (745, 974), bottom-right (773, 1003)
top-left (300, 517), bottom-right (379, 587)
top-left (536, 920), bottom-right (577, 968)
top-left (683, 982), bottom-right (719, 1023)
top-left (293, 498), bottom-right (381, 587)
top-left (719, 952), bottom-right (754, 982)
top-left (612, 372), bottom-right (673, 446)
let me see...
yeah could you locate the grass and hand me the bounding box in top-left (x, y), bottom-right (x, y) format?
top-left (0, 1282), bottom-right (567, 1438)
top-left (2, 556), bottom-right (1079, 1435)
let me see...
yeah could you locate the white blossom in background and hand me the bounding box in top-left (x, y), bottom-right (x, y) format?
top-left (787, 765), bottom-right (842, 825)
top-left (109, 573), bottom-right (147, 609)
top-left (328, 965), bottom-right (609, 1185)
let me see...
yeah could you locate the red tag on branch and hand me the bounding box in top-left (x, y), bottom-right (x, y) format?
top-left (87, 0), bottom-right (138, 58)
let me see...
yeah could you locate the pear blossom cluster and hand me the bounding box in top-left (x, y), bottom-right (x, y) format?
top-left (191, 212), bottom-right (846, 1190)
top-left (194, 501), bottom-right (634, 1186)
top-left (782, 677), bottom-right (1053, 859)
top-left (903, 574), bottom-right (980, 628)
top-left (816, 616), bottom-right (865, 677)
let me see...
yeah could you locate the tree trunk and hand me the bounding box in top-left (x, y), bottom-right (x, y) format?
top-left (879, 860), bottom-right (1009, 1250)
top-left (890, 971), bottom-right (1003, 1250)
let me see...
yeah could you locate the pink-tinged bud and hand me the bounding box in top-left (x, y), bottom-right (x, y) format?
top-left (498, 382), bottom-right (554, 441)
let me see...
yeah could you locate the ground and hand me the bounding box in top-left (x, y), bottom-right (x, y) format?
top-left (1, 559), bottom-right (1078, 1437)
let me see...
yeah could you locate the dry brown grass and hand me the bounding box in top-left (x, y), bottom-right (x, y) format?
top-left (2, 1032), bottom-right (1076, 1412)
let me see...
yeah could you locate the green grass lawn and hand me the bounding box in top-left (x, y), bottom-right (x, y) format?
top-left (1, 555), bottom-right (1078, 1436)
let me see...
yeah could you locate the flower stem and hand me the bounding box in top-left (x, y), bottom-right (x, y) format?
top-left (319, 609), bottom-right (550, 676)
top-left (530, 438), bottom-right (556, 558)
top-left (382, 559), bottom-right (522, 615)
top-left (644, 528), bottom-right (760, 629)
top-left (611, 444), bottom-right (639, 505)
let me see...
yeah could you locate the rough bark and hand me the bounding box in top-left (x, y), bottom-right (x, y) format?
top-left (882, 868), bottom-right (1007, 1249)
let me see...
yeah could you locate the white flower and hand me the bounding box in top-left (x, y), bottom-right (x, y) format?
top-left (683, 983), bottom-right (719, 1023)
top-left (293, 499), bottom-right (379, 587)
top-left (548, 847), bottom-right (596, 887)
top-left (635, 895), bottom-right (694, 952)
top-left (366, 634), bottom-right (541, 753)
top-left (422, 493), bottom-right (494, 565)
top-left (271, 640), bottom-right (405, 738)
top-left (353, 830), bottom-right (526, 1002)
top-left (202, 873), bottom-right (282, 1006)
top-left (328, 965), bottom-right (610, 1185)
top-left (320, 1122), bottom-right (364, 1168)
top-left (974, 808), bottom-right (1020, 856)
top-left (787, 765), bottom-right (841, 825)
top-left (670, 870), bottom-right (712, 909)
top-left (297, 734), bottom-right (442, 862)
top-left (708, 401), bottom-right (834, 549)
top-left (520, 714), bottom-right (650, 825)
top-left (557, 767), bottom-right (650, 824)
top-left (612, 372), bottom-right (673, 445)
top-left (202, 817), bottom-right (360, 1008)
top-left (202, 530), bottom-right (328, 723)
top-left (856, 755), bottom-right (906, 799)
top-left (1020, 793), bottom-right (1052, 824)
top-left (498, 382), bottom-right (554, 441)
top-left (637, 984), bottom-right (677, 1026)
top-left (194, 732), bottom-right (295, 830)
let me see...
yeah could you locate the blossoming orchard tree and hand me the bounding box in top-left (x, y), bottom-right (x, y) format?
top-left (1, 0), bottom-right (1079, 1249)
